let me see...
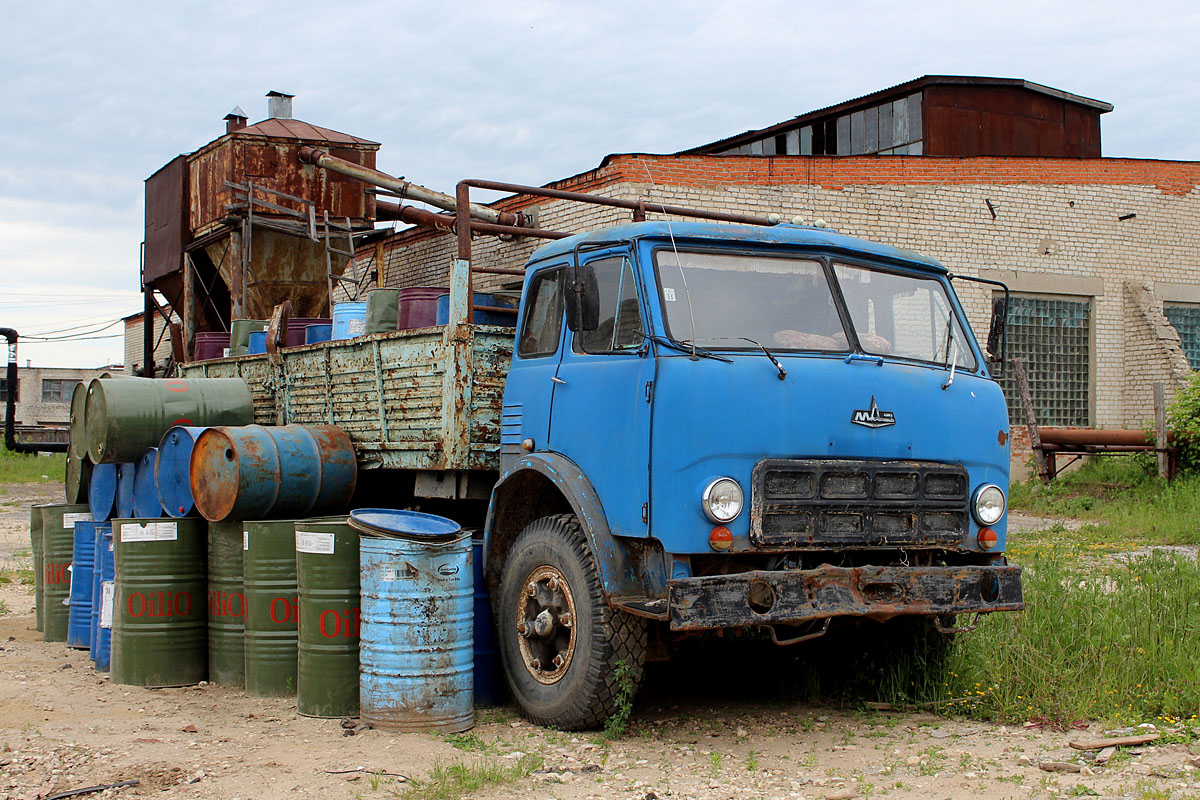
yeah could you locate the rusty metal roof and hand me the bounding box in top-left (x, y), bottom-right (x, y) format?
top-left (235, 118), bottom-right (378, 146)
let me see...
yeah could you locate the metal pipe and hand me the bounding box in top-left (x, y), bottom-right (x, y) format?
top-left (376, 200), bottom-right (568, 241)
top-left (0, 328), bottom-right (68, 453)
top-left (1038, 428), bottom-right (1174, 447)
top-left (298, 147), bottom-right (523, 227)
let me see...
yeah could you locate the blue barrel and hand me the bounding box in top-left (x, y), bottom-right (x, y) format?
top-left (133, 448), bottom-right (165, 518)
top-left (156, 426), bottom-right (207, 518)
top-left (247, 330), bottom-right (267, 355)
top-left (472, 538), bottom-right (506, 706)
top-left (436, 293), bottom-right (518, 326)
top-left (68, 520), bottom-right (98, 649)
top-left (89, 462), bottom-right (118, 522)
top-left (304, 324), bottom-right (332, 344)
top-left (332, 302), bottom-right (367, 340)
top-left (351, 509), bottom-right (473, 732)
top-left (116, 463), bottom-right (136, 519)
top-left (90, 523), bottom-right (102, 659)
top-left (94, 524), bottom-right (115, 672)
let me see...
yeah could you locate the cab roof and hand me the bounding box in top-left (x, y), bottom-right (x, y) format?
top-left (528, 221), bottom-right (947, 273)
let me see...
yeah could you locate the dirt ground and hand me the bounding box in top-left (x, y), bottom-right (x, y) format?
top-left (2, 483), bottom-right (1199, 800)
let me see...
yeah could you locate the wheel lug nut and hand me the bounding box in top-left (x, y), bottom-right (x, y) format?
top-left (530, 657), bottom-right (541, 670)
top-left (546, 577), bottom-right (559, 591)
top-left (552, 654), bottom-right (565, 668)
top-left (559, 612), bottom-right (572, 627)
top-left (526, 582), bottom-right (538, 596)
top-left (517, 621), bottom-right (527, 636)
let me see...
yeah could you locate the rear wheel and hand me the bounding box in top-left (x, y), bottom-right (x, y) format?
top-left (497, 514), bottom-right (647, 729)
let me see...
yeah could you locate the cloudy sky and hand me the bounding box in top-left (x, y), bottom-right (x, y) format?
top-left (2, 0), bottom-right (1198, 368)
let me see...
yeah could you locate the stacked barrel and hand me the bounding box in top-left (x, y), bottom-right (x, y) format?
top-left (28, 373), bottom-right (500, 729)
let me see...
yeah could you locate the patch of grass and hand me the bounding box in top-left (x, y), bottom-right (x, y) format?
top-left (0, 449), bottom-right (63, 485)
top-left (0, 567), bottom-right (35, 587)
top-left (443, 731), bottom-right (489, 753)
top-left (390, 754), bottom-right (542, 800)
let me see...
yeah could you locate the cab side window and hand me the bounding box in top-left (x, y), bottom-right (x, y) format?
top-left (574, 257), bottom-right (644, 354)
top-left (518, 268), bottom-right (564, 358)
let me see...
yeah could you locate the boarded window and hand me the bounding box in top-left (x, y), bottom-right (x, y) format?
top-left (998, 295), bottom-right (1091, 427)
top-left (1164, 304), bottom-right (1200, 369)
top-left (42, 379), bottom-right (70, 403)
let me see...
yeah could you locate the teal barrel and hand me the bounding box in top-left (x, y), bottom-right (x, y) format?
top-left (190, 425), bottom-right (357, 523)
top-left (244, 520), bottom-right (299, 697)
top-left (296, 516), bottom-right (360, 718)
top-left (110, 518), bottom-right (207, 687)
top-left (69, 381), bottom-right (89, 460)
top-left (84, 377), bottom-right (253, 464)
top-left (64, 449), bottom-right (92, 505)
top-left (207, 520), bottom-right (246, 688)
top-left (30, 504), bottom-right (50, 632)
top-left (42, 504), bottom-right (92, 642)
top-left (352, 509), bottom-right (473, 732)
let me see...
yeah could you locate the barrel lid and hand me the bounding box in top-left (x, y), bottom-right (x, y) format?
top-left (348, 508), bottom-right (462, 540)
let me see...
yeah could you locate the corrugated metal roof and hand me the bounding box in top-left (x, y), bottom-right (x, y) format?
top-left (236, 117), bottom-right (378, 146)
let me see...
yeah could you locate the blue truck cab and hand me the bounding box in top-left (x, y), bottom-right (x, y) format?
top-left (484, 220), bottom-right (1023, 729)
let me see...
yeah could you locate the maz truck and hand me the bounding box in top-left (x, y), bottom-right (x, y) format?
top-left (186, 204), bottom-right (1023, 731)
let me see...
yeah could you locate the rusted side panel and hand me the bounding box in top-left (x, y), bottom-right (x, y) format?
top-left (468, 328), bottom-right (515, 470)
top-left (669, 564), bottom-right (1024, 631)
top-left (923, 84), bottom-right (1102, 158)
top-left (144, 156), bottom-right (189, 283)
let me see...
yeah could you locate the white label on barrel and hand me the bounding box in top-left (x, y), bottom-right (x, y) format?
top-left (243, 530), bottom-right (249, 550)
top-left (120, 522), bottom-right (178, 542)
top-left (99, 581), bottom-right (114, 628)
top-left (295, 530), bottom-right (335, 554)
top-left (222, 347), bottom-right (230, 357)
top-left (62, 513), bottom-right (91, 529)
top-left (348, 318), bottom-right (366, 335)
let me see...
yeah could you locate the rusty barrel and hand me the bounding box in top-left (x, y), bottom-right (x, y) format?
top-left (42, 505), bottom-right (91, 642)
top-left (207, 520), bottom-right (246, 687)
top-left (190, 425), bottom-right (357, 523)
top-left (85, 377), bottom-right (253, 464)
top-left (64, 449), bottom-right (92, 505)
top-left (69, 381), bottom-right (89, 460)
top-left (352, 509), bottom-right (473, 732)
top-left (110, 518), bottom-right (207, 687)
top-left (296, 516), bottom-right (360, 718)
top-left (30, 504), bottom-right (50, 632)
top-left (244, 520), bottom-right (299, 697)
top-left (67, 520), bottom-right (97, 649)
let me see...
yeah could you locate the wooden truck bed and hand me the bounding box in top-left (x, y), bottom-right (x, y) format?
top-left (180, 324), bottom-right (514, 472)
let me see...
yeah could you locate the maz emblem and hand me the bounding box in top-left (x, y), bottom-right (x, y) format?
top-left (851, 396), bottom-right (896, 429)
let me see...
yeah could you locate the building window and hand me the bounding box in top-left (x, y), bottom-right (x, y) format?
top-left (42, 379), bottom-right (70, 403)
top-left (1164, 304), bottom-right (1200, 369)
top-left (998, 295), bottom-right (1091, 427)
top-left (0, 377), bottom-right (8, 402)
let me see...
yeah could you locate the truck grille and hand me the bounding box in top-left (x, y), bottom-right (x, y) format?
top-left (750, 459), bottom-right (969, 548)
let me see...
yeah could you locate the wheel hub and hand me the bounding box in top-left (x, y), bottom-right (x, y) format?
top-left (515, 564), bottom-right (576, 684)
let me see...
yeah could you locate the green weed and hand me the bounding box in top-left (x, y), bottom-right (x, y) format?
top-left (601, 659), bottom-right (636, 739)
top-left (390, 754), bottom-right (542, 800)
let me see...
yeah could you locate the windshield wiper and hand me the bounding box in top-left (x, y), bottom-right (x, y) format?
top-left (687, 337), bottom-right (787, 380)
top-left (638, 332), bottom-right (732, 363)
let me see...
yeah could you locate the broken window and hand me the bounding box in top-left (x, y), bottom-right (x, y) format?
top-left (998, 295), bottom-right (1091, 427)
top-left (41, 379), bottom-right (69, 404)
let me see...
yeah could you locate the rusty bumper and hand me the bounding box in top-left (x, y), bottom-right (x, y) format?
top-left (668, 564), bottom-right (1023, 631)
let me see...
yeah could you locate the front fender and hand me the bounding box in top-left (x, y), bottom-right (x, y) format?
top-left (484, 452), bottom-right (666, 601)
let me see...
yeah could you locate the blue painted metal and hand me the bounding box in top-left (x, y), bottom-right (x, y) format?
top-left (90, 522), bottom-right (101, 659)
top-left (247, 330), bottom-right (267, 355)
top-left (132, 448), bottom-right (165, 518)
top-left (156, 426), bottom-right (207, 518)
top-left (89, 462), bottom-right (118, 522)
top-left (67, 520), bottom-right (97, 649)
top-left (349, 508), bottom-right (462, 538)
top-left (304, 324), bottom-right (332, 344)
top-left (358, 526), bottom-right (473, 732)
top-left (94, 523), bottom-right (114, 672)
top-left (435, 292), bottom-right (517, 326)
top-left (471, 539), bottom-right (505, 706)
top-left (116, 463), bottom-right (136, 519)
top-left (331, 301), bottom-right (367, 340)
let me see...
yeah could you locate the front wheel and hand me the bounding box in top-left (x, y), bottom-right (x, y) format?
top-left (497, 514), bottom-right (647, 729)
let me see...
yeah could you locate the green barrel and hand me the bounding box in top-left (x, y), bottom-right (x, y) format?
top-left (69, 381), bottom-right (89, 460)
top-left (110, 518), bottom-right (207, 687)
top-left (41, 504), bottom-right (91, 642)
top-left (30, 504), bottom-right (50, 631)
top-left (296, 516), bottom-right (360, 717)
top-left (85, 377), bottom-right (254, 464)
top-left (207, 520), bottom-right (246, 688)
top-left (244, 520), bottom-right (299, 697)
top-left (64, 449), bottom-right (92, 505)
top-left (365, 288), bottom-right (400, 334)
top-left (229, 319), bottom-right (267, 357)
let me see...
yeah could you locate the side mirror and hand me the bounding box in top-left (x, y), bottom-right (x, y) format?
top-left (986, 296), bottom-right (1007, 378)
top-left (565, 263), bottom-right (600, 332)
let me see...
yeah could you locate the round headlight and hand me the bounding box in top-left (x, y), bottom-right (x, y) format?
top-left (972, 484), bottom-right (1006, 526)
top-left (703, 477), bottom-right (744, 523)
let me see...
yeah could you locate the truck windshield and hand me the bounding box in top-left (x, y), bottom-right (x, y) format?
top-left (654, 249), bottom-right (977, 370)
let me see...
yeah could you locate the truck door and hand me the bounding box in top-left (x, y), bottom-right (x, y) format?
top-left (548, 254), bottom-right (654, 538)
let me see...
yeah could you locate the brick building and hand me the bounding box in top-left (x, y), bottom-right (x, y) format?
top-left (122, 309), bottom-right (178, 376)
top-left (353, 77), bottom-right (1200, 471)
top-left (1, 365), bottom-right (119, 445)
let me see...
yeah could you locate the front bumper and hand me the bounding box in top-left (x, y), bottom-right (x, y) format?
top-left (668, 564), bottom-right (1023, 631)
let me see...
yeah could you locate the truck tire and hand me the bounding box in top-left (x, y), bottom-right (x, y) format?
top-left (497, 514), bottom-right (647, 730)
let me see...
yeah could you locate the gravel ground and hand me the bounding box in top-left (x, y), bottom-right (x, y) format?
top-left (2, 484), bottom-right (1198, 800)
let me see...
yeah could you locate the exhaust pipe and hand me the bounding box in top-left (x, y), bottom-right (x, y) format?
top-left (1, 328), bottom-right (69, 454)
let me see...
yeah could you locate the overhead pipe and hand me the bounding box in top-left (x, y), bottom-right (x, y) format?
top-left (298, 146), bottom-right (526, 228)
top-left (375, 199), bottom-right (569, 241)
top-left (1, 328), bottom-right (68, 454)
